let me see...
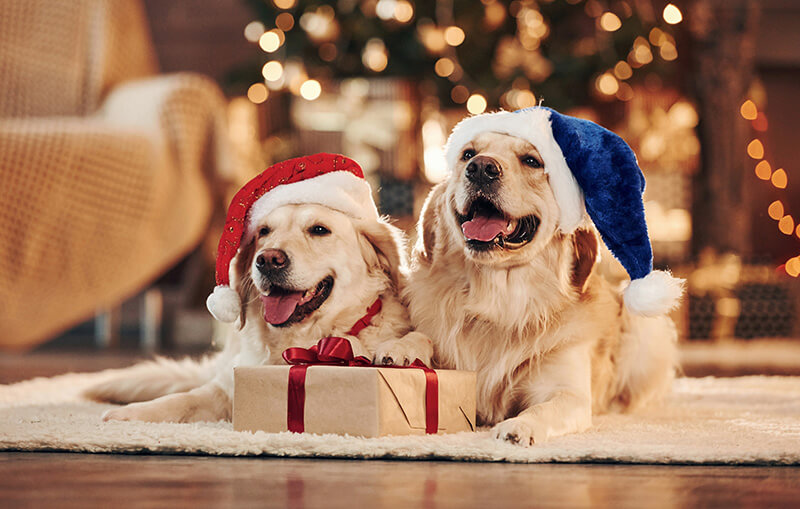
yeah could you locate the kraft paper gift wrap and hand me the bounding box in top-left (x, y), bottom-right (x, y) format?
top-left (233, 365), bottom-right (477, 437)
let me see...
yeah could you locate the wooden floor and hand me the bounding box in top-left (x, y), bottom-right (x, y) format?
top-left (2, 350), bottom-right (800, 508)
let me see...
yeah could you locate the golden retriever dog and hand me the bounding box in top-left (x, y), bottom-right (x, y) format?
top-left (86, 203), bottom-right (432, 423)
top-left (404, 129), bottom-right (679, 445)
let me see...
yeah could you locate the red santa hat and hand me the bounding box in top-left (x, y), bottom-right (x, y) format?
top-left (206, 153), bottom-right (378, 322)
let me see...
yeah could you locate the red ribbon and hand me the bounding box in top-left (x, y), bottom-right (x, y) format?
top-left (281, 336), bottom-right (439, 434)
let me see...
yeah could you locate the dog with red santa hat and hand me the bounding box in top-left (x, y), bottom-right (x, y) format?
top-left (86, 153), bottom-right (432, 423)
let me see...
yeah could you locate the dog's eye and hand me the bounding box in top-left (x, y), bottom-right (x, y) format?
top-left (309, 225), bottom-right (331, 236)
top-left (522, 155), bottom-right (543, 169)
top-left (258, 227), bottom-right (270, 237)
top-left (462, 149), bottom-right (476, 161)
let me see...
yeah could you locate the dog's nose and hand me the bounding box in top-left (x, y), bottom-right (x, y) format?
top-left (255, 249), bottom-right (289, 274)
top-left (466, 156), bottom-right (502, 186)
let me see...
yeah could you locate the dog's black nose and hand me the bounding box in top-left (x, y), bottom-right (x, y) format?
top-left (466, 156), bottom-right (502, 186)
top-left (256, 249), bottom-right (289, 275)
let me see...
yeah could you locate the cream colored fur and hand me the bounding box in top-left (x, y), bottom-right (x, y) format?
top-left (403, 132), bottom-right (679, 445)
top-left (85, 203), bottom-right (432, 423)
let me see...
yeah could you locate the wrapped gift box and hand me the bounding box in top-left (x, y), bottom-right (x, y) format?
top-left (233, 365), bottom-right (476, 437)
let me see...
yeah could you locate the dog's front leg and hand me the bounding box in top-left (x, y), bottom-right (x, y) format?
top-left (102, 381), bottom-right (231, 423)
top-left (493, 341), bottom-right (593, 446)
top-left (373, 331), bottom-right (433, 367)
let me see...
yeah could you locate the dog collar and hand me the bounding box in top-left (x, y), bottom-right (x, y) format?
top-left (347, 298), bottom-right (382, 337)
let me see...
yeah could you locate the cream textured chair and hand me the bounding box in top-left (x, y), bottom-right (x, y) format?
top-left (0, 0), bottom-right (231, 349)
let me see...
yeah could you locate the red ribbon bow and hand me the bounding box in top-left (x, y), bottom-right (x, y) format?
top-left (281, 336), bottom-right (439, 434)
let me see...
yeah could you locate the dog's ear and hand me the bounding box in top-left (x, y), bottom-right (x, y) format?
top-left (232, 238), bottom-right (256, 328)
top-left (571, 228), bottom-right (599, 294)
top-left (416, 183), bottom-right (446, 264)
top-left (357, 219), bottom-right (407, 289)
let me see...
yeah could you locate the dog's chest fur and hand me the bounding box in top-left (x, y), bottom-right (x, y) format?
top-left (407, 241), bottom-right (621, 425)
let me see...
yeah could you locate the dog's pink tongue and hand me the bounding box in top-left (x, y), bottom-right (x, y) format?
top-left (462, 215), bottom-right (510, 242)
top-left (261, 292), bottom-right (304, 325)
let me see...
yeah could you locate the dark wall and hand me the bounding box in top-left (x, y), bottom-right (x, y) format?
top-left (142, 0), bottom-right (260, 91)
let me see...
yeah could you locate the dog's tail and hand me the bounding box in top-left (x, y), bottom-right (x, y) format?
top-left (612, 310), bottom-right (679, 412)
top-left (83, 355), bottom-right (218, 404)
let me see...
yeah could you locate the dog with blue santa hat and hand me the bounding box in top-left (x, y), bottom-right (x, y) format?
top-left (405, 106), bottom-right (684, 445)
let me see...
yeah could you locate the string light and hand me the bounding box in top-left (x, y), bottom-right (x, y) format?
top-left (466, 94), bottom-right (487, 114)
top-left (444, 26), bottom-right (465, 46)
top-left (779, 215), bottom-right (795, 235)
top-left (247, 83), bottom-right (268, 104)
top-left (755, 160), bottom-right (772, 180)
top-left (595, 72), bottom-right (619, 95)
top-left (613, 61), bottom-right (633, 80)
top-left (747, 139), bottom-right (764, 159)
top-left (771, 169), bottom-right (788, 189)
top-left (434, 58), bottom-right (455, 77)
top-left (394, 1), bottom-right (414, 23)
top-left (662, 4), bottom-right (683, 24)
top-left (299, 79), bottom-right (321, 100)
top-left (768, 200), bottom-right (784, 220)
top-left (276, 13), bottom-right (295, 31)
top-left (244, 21), bottom-right (266, 42)
top-left (273, 0), bottom-right (296, 9)
top-left (262, 61), bottom-right (283, 81)
top-left (259, 31), bottom-right (281, 52)
top-left (786, 257), bottom-right (800, 277)
top-left (740, 100), bottom-right (758, 120)
top-left (599, 12), bottom-right (621, 32)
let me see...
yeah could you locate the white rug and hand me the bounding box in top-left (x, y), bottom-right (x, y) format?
top-left (1, 370), bottom-right (799, 465)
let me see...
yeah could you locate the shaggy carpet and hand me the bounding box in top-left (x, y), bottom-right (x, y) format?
top-left (1, 370), bottom-right (798, 465)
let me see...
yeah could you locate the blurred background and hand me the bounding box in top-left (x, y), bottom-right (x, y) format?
top-left (1, 0), bottom-right (799, 378)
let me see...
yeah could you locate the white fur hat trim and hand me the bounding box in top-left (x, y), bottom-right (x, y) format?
top-left (245, 171), bottom-right (379, 237)
top-left (445, 109), bottom-right (586, 232)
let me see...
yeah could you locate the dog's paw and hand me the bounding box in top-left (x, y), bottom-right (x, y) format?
top-left (373, 336), bottom-right (432, 367)
top-left (492, 417), bottom-right (546, 446)
top-left (102, 403), bottom-right (151, 422)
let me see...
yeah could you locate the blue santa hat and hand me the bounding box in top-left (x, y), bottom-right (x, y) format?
top-left (444, 106), bottom-right (684, 316)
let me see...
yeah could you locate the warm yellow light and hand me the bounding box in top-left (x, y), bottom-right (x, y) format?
top-left (768, 201), bottom-right (784, 220)
top-left (772, 168), bottom-right (788, 189)
top-left (614, 61), bottom-right (633, 80)
top-left (796, 225), bottom-right (800, 240)
top-left (434, 57), bottom-right (455, 77)
top-left (299, 79), bottom-right (322, 100)
top-left (516, 89), bottom-right (536, 108)
top-left (362, 39), bottom-right (388, 72)
top-left (755, 160), bottom-right (772, 180)
top-left (274, 0), bottom-right (296, 9)
top-left (779, 215), bottom-right (795, 235)
top-left (615, 82), bottom-right (634, 101)
top-left (649, 27), bottom-right (666, 46)
top-left (466, 94), bottom-right (487, 114)
top-left (663, 4), bottom-right (683, 24)
top-left (659, 42), bottom-right (678, 61)
top-left (247, 83), bottom-right (269, 104)
top-left (747, 139), bottom-right (764, 159)
top-left (276, 12), bottom-right (295, 31)
top-left (740, 100), bottom-right (758, 120)
top-left (786, 257), bottom-right (800, 277)
top-left (451, 85), bottom-right (469, 104)
top-left (631, 37), bottom-right (653, 65)
top-left (394, 0), bottom-right (414, 23)
top-left (244, 21), bottom-right (266, 42)
top-left (262, 61), bottom-right (284, 81)
top-left (599, 12), bottom-right (622, 32)
top-left (259, 31), bottom-right (281, 52)
top-left (596, 73), bottom-right (619, 95)
top-left (444, 26), bottom-right (466, 46)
